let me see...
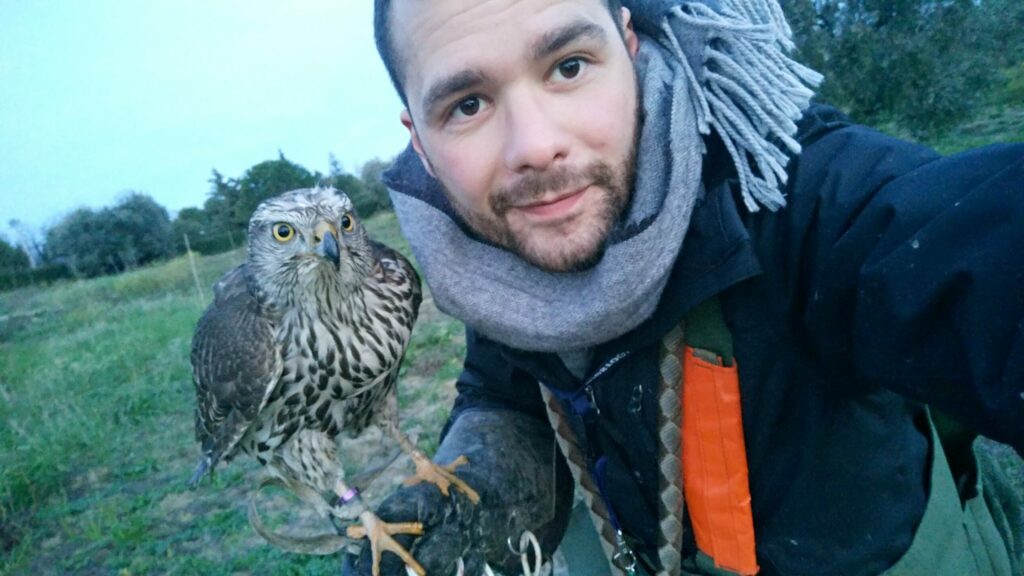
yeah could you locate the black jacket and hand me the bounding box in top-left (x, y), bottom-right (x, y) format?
top-left (385, 105), bottom-right (1024, 575)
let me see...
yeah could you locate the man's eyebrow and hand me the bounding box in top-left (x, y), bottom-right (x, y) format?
top-left (421, 70), bottom-right (487, 118)
top-left (531, 20), bottom-right (607, 61)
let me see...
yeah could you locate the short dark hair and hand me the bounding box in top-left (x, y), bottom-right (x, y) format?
top-left (374, 0), bottom-right (624, 109)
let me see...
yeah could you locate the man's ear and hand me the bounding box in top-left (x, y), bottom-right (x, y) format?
top-left (401, 109), bottom-right (435, 177)
top-left (621, 7), bottom-right (639, 59)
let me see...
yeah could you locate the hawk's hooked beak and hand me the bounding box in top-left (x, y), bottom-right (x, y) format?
top-left (314, 222), bottom-right (341, 268)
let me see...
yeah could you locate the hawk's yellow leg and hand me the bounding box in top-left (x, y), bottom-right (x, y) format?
top-left (383, 422), bottom-right (481, 504)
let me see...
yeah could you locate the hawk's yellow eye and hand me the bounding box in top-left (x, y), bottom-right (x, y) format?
top-left (341, 213), bottom-right (355, 232)
top-left (272, 223), bottom-right (295, 242)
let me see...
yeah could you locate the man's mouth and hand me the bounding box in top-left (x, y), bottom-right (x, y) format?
top-left (515, 186), bottom-right (589, 220)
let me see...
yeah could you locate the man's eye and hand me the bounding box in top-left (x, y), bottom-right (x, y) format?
top-left (553, 57), bottom-right (587, 81)
top-left (453, 96), bottom-right (482, 119)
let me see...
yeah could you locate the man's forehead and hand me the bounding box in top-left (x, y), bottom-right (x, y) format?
top-left (391, 0), bottom-right (615, 105)
top-left (391, 0), bottom-right (609, 32)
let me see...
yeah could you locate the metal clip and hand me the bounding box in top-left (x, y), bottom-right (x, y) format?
top-left (627, 383), bottom-right (643, 415)
top-left (586, 384), bottom-right (601, 416)
top-left (612, 530), bottom-right (638, 576)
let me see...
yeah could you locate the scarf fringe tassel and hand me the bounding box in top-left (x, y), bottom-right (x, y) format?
top-left (662, 1), bottom-right (824, 212)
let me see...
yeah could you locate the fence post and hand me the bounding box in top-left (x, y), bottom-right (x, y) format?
top-left (184, 233), bottom-right (207, 307)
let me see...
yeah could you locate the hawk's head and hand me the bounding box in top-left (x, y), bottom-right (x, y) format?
top-left (247, 186), bottom-right (373, 306)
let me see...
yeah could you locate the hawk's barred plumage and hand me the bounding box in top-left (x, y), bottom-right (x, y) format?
top-left (188, 187), bottom-right (472, 574)
top-left (190, 186), bottom-right (420, 493)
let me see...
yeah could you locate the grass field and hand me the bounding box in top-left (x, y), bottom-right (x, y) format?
top-left (879, 104), bottom-right (1024, 155)
top-left (2, 109), bottom-right (1023, 575)
top-left (0, 212), bottom-right (465, 575)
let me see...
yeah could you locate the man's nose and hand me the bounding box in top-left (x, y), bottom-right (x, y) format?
top-left (502, 87), bottom-right (570, 174)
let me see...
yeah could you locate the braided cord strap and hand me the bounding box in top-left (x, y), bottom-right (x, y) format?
top-left (539, 385), bottom-right (627, 575)
top-left (541, 321), bottom-right (688, 575)
top-left (656, 324), bottom-right (687, 575)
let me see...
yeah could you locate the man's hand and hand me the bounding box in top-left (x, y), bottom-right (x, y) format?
top-left (350, 410), bottom-right (573, 575)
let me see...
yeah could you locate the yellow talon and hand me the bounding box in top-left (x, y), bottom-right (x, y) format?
top-left (346, 511), bottom-right (425, 576)
top-left (404, 452), bottom-right (481, 504)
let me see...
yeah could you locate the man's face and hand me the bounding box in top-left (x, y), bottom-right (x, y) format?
top-left (393, 0), bottom-right (640, 272)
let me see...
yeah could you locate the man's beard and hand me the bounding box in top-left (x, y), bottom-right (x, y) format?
top-left (444, 148), bottom-right (636, 273)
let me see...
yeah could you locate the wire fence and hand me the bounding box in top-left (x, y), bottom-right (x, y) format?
top-left (177, 228), bottom-right (240, 255)
top-left (0, 230), bottom-right (245, 293)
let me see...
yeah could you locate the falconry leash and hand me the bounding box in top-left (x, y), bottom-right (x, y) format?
top-left (540, 321), bottom-right (688, 576)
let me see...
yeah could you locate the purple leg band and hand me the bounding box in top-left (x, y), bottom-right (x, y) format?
top-left (340, 487), bottom-right (359, 504)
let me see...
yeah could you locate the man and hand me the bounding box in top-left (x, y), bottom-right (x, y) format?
top-left (351, 0), bottom-right (1024, 574)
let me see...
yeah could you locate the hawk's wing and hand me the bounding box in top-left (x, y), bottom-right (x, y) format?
top-left (354, 240), bottom-right (422, 431)
top-left (190, 264), bottom-right (282, 484)
top-left (369, 238), bottom-right (422, 320)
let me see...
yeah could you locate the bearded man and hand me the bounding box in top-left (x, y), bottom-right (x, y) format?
top-left (349, 0), bottom-right (1024, 574)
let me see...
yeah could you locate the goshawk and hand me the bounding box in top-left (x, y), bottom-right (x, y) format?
top-left (189, 186), bottom-right (478, 575)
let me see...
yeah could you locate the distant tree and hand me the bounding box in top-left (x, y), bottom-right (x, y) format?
top-left (173, 206), bottom-right (236, 254)
top-left (43, 193), bottom-right (173, 277)
top-left (324, 155), bottom-right (393, 218)
top-left (360, 157), bottom-right (394, 212)
top-left (44, 208), bottom-right (105, 276)
top-left (335, 172), bottom-right (379, 217)
top-left (0, 235), bottom-right (30, 273)
top-left (326, 156), bottom-right (369, 217)
top-left (986, 0), bottom-right (1024, 67)
top-left (233, 152), bottom-right (316, 226)
top-left (328, 153), bottom-right (346, 178)
top-left (7, 219), bottom-right (41, 268)
top-left (205, 169), bottom-right (241, 231)
top-left (0, 234), bottom-right (64, 291)
top-left (783, 0), bottom-right (1011, 133)
top-left (171, 207), bottom-right (205, 249)
top-left (967, 0), bottom-right (1024, 103)
top-left (108, 192), bottom-right (174, 267)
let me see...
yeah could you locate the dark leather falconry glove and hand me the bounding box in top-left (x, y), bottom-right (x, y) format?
top-left (352, 409), bottom-right (573, 575)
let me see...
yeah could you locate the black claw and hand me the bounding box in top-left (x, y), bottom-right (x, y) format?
top-left (330, 514), bottom-right (353, 536)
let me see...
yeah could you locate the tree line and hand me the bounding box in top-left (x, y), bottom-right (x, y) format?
top-left (0, 153), bottom-right (393, 290)
top-left (785, 0), bottom-right (1023, 133)
top-left (2, 0), bottom-right (1021, 289)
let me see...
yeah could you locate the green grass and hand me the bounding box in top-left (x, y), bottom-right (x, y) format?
top-left (923, 105), bottom-right (1024, 155)
top-left (877, 104), bottom-right (1024, 155)
top-left (0, 211), bottom-right (465, 574)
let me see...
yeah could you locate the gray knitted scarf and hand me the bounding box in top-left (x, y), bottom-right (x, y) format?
top-left (389, 0), bottom-right (821, 354)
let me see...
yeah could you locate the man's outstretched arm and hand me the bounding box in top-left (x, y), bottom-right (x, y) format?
top-left (776, 107), bottom-right (1024, 453)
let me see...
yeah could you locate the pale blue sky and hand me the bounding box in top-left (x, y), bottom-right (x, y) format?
top-left (0, 1), bottom-right (409, 239)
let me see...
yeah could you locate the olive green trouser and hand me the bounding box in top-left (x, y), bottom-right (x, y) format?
top-left (880, 412), bottom-right (1021, 576)
top-left (559, 412), bottom-right (1022, 575)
